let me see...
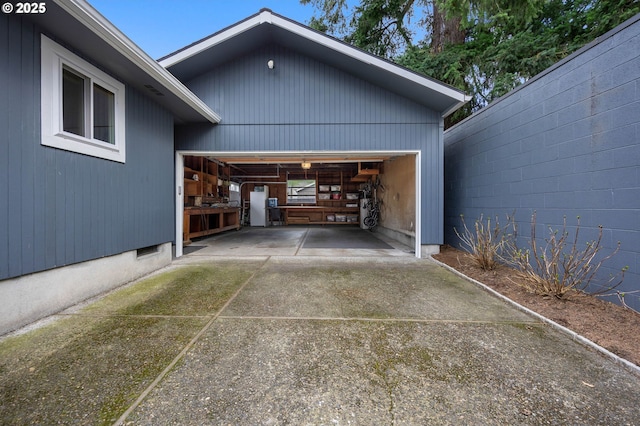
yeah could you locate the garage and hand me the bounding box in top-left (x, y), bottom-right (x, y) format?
top-left (164, 10), bottom-right (468, 259)
top-left (176, 151), bottom-right (419, 257)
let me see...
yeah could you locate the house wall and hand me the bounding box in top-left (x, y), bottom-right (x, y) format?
top-left (443, 14), bottom-right (640, 310)
top-left (175, 43), bottom-right (445, 245)
top-left (0, 16), bottom-right (176, 332)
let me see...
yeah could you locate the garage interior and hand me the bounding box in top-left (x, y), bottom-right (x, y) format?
top-left (181, 153), bottom-right (418, 254)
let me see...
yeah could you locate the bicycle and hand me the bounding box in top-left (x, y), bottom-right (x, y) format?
top-left (363, 198), bottom-right (381, 229)
top-left (363, 176), bottom-right (384, 230)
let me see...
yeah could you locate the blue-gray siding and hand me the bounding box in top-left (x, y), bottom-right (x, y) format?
top-left (0, 16), bottom-right (175, 280)
top-left (444, 14), bottom-right (640, 310)
top-left (176, 43), bottom-right (444, 243)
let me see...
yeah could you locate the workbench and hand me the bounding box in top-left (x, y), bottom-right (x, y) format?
top-left (183, 207), bottom-right (240, 243)
top-left (278, 206), bottom-right (359, 225)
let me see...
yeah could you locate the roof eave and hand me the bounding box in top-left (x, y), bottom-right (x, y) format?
top-left (160, 9), bottom-right (468, 115)
top-left (442, 96), bottom-right (472, 118)
top-left (54, 0), bottom-right (221, 124)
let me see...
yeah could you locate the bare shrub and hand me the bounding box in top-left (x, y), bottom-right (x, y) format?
top-left (508, 212), bottom-right (627, 299)
top-left (454, 213), bottom-right (514, 270)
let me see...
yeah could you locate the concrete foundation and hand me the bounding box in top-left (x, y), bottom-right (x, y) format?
top-left (0, 242), bottom-right (172, 335)
top-left (375, 225), bottom-right (415, 250)
top-left (421, 244), bottom-right (440, 256)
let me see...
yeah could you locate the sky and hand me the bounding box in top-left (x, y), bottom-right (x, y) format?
top-left (87, 0), bottom-right (320, 59)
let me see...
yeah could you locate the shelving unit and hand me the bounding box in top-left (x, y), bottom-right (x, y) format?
top-left (351, 162), bottom-right (381, 182)
top-left (281, 170), bottom-right (360, 225)
top-left (183, 156), bottom-right (238, 243)
top-left (183, 156), bottom-right (231, 206)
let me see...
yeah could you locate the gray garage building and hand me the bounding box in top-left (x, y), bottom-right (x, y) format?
top-left (0, 3), bottom-right (467, 334)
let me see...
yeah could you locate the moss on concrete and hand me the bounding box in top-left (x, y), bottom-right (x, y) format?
top-left (0, 263), bottom-right (257, 425)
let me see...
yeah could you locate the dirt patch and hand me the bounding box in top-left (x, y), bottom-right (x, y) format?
top-left (433, 245), bottom-right (640, 367)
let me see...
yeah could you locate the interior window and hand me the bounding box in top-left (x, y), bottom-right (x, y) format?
top-left (287, 179), bottom-right (316, 204)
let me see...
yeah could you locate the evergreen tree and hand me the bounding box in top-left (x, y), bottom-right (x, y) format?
top-left (302, 0), bottom-right (640, 126)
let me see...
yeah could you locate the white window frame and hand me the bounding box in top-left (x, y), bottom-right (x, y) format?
top-left (41, 35), bottom-right (126, 163)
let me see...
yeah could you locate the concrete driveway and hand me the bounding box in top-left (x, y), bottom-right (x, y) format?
top-left (1, 234), bottom-right (639, 424)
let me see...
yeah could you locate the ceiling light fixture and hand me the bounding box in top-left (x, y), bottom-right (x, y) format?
top-left (301, 161), bottom-right (311, 170)
top-left (267, 59), bottom-right (274, 69)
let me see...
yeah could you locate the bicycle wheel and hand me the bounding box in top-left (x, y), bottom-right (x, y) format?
top-left (363, 216), bottom-right (377, 228)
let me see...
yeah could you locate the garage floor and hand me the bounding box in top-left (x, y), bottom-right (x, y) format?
top-left (182, 226), bottom-right (415, 257)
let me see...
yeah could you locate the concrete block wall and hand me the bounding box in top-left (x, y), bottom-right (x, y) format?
top-left (443, 14), bottom-right (640, 311)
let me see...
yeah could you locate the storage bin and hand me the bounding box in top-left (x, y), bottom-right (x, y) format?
top-left (347, 215), bottom-right (358, 222)
top-left (330, 185), bottom-right (341, 192)
top-left (346, 193), bottom-right (359, 199)
top-left (318, 193), bottom-right (330, 200)
top-left (326, 214), bottom-right (335, 222)
top-left (331, 193), bottom-right (341, 200)
top-left (319, 185), bottom-right (330, 192)
top-left (336, 214), bottom-right (347, 222)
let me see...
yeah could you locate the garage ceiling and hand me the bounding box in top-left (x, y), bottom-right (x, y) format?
top-left (205, 152), bottom-right (395, 179)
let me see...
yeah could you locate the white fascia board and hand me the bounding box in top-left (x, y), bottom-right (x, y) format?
top-left (162, 9), bottom-right (468, 106)
top-left (54, 0), bottom-right (221, 123)
top-left (442, 98), bottom-right (472, 118)
top-left (266, 13), bottom-right (469, 104)
top-left (159, 15), bottom-right (265, 68)
top-left (177, 149), bottom-right (421, 159)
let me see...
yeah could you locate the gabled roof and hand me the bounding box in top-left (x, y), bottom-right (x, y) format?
top-left (28, 0), bottom-right (220, 124)
top-left (159, 9), bottom-right (470, 117)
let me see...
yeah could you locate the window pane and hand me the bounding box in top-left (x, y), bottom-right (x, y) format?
top-left (62, 68), bottom-right (85, 137)
top-left (287, 179), bottom-right (316, 204)
top-left (93, 84), bottom-right (115, 144)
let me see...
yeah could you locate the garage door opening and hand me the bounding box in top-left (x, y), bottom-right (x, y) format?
top-left (175, 151), bottom-right (421, 258)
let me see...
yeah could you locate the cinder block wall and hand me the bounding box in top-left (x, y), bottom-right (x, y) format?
top-left (443, 14), bottom-right (640, 311)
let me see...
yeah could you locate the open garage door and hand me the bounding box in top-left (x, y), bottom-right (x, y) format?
top-left (175, 151), bottom-right (421, 258)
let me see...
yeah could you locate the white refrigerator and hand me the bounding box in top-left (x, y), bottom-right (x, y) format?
top-left (249, 186), bottom-right (269, 227)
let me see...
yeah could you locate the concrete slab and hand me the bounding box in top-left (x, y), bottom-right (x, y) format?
top-left (128, 318), bottom-right (640, 425)
top-left (187, 227), bottom-right (307, 257)
top-left (2, 257), bottom-right (639, 425)
top-left (182, 226), bottom-right (415, 258)
top-left (222, 259), bottom-right (535, 322)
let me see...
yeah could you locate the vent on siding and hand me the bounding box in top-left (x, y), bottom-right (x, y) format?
top-left (144, 84), bottom-right (165, 96)
top-left (137, 245), bottom-right (159, 258)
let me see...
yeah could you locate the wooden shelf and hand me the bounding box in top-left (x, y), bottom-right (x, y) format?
top-left (351, 162), bottom-right (380, 182)
top-left (280, 206), bottom-right (359, 226)
top-left (183, 157), bottom-right (230, 205)
top-left (183, 207), bottom-right (240, 243)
